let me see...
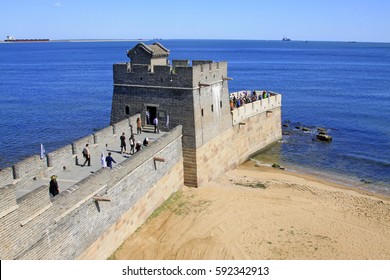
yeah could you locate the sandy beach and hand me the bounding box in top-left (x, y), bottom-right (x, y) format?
top-left (111, 161), bottom-right (390, 260)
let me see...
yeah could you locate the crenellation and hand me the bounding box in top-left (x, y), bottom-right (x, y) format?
top-left (47, 144), bottom-right (73, 174)
top-left (12, 155), bottom-right (47, 184)
top-left (0, 167), bottom-right (14, 189)
top-left (72, 135), bottom-right (94, 155)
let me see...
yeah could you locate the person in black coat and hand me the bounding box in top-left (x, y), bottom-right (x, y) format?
top-left (49, 175), bottom-right (59, 197)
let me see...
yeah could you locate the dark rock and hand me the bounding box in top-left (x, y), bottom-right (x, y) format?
top-left (317, 127), bottom-right (327, 133)
top-left (295, 126), bottom-right (303, 130)
top-left (272, 163), bottom-right (285, 170)
top-left (302, 127), bottom-right (310, 132)
top-left (316, 134), bottom-right (332, 142)
top-left (360, 179), bottom-right (372, 184)
top-left (282, 124), bottom-right (289, 127)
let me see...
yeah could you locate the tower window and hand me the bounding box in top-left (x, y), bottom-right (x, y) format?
top-left (201, 109), bottom-right (204, 116)
top-left (211, 104), bottom-right (214, 112)
top-left (125, 106), bottom-right (130, 115)
top-left (220, 101), bottom-right (222, 108)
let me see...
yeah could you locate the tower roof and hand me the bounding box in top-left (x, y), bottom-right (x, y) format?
top-left (127, 42), bottom-right (170, 60)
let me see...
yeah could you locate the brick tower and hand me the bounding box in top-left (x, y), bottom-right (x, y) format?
top-left (110, 42), bottom-right (232, 187)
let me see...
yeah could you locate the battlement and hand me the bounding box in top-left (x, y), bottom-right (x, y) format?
top-left (114, 60), bottom-right (227, 90)
top-left (0, 114), bottom-right (139, 197)
top-left (230, 91), bottom-right (282, 126)
top-left (0, 113), bottom-right (184, 259)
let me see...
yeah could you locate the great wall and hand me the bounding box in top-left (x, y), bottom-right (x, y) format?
top-left (0, 42), bottom-right (282, 259)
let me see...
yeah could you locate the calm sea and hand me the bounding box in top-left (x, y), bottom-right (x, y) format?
top-left (0, 40), bottom-right (389, 194)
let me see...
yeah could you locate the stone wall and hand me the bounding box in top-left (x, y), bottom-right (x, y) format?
top-left (0, 125), bottom-right (183, 260)
top-left (0, 114), bottom-right (141, 192)
top-left (195, 106), bottom-right (282, 186)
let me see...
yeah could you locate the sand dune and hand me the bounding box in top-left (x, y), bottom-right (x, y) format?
top-left (111, 161), bottom-right (390, 260)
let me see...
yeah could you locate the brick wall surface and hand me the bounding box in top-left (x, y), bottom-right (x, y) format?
top-left (0, 126), bottom-right (183, 259)
top-left (12, 155), bottom-right (47, 186)
top-left (47, 144), bottom-right (74, 175)
top-left (0, 168), bottom-right (13, 189)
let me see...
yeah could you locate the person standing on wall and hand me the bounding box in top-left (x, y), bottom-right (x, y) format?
top-left (82, 144), bottom-right (91, 166)
top-left (136, 117), bottom-right (142, 135)
top-left (105, 152), bottom-right (117, 170)
top-left (120, 132), bottom-right (126, 154)
top-left (49, 175), bottom-right (59, 197)
top-left (146, 109), bottom-right (150, 125)
top-left (153, 116), bottom-right (159, 134)
top-left (129, 134), bottom-right (135, 155)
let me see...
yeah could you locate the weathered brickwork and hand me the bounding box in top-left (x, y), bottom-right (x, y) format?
top-left (0, 168), bottom-right (13, 189)
top-left (0, 125), bottom-right (183, 259)
top-left (12, 155), bottom-right (47, 188)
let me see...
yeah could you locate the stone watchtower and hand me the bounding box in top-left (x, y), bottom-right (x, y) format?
top-left (110, 42), bottom-right (232, 187)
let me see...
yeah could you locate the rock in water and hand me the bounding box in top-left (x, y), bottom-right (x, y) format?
top-left (316, 134), bottom-right (333, 142)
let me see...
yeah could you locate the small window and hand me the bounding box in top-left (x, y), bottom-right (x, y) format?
top-left (140, 77), bottom-right (143, 80)
top-left (201, 109), bottom-right (204, 116)
top-left (220, 101), bottom-right (222, 108)
top-left (161, 78), bottom-right (164, 82)
top-left (125, 106), bottom-right (130, 115)
top-left (211, 105), bottom-right (214, 112)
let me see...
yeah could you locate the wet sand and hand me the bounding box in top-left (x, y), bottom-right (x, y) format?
top-left (111, 161), bottom-right (390, 260)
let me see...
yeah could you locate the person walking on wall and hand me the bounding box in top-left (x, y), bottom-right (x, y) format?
top-left (153, 117), bottom-right (159, 134)
top-left (49, 175), bottom-right (59, 197)
top-left (105, 152), bottom-right (117, 170)
top-left (120, 132), bottom-right (126, 154)
top-left (100, 151), bottom-right (107, 168)
top-left (136, 117), bottom-right (142, 135)
top-left (129, 134), bottom-right (135, 155)
top-left (82, 144), bottom-right (91, 166)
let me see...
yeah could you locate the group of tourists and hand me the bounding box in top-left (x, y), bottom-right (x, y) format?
top-left (137, 115), bottom-right (159, 135)
top-left (230, 90), bottom-right (273, 110)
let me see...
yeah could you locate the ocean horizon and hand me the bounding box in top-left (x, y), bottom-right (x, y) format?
top-left (0, 39), bottom-right (389, 195)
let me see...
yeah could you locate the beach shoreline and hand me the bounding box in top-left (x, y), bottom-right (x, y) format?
top-left (111, 160), bottom-right (390, 260)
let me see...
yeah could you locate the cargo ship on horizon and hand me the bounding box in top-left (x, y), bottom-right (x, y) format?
top-left (4, 36), bottom-right (49, 42)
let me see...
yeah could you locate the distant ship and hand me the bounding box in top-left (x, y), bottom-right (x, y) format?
top-left (4, 36), bottom-right (49, 42)
top-left (282, 36), bottom-right (291, 41)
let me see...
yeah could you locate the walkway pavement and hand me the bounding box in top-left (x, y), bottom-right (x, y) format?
top-left (16, 127), bottom-right (166, 199)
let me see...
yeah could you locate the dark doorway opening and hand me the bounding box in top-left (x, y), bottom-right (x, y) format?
top-left (146, 106), bottom-right (157, 125)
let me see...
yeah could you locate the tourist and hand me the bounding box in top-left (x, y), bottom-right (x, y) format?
top-left (153, 117), bottom-right (159, 134)
top-left (49, 175), bottom-right (59, 197)
top-left (105, 152), bottom-right (117, 170)
top-left (136, 117), bottom-right (142, 134)
top-left (129, 134), bottom-right (135, 155)
top-left (146, 109), bottom-right (150, 125)
top-left (135, 141), bottom-right (142, 152)
top-left (262, 91), bottom-right (267, 99)
top-left (82, 144), bottom-right (91, 167)
top-left (143, 137), bottom-right (149, 147)
top-left (120, 132), bottom-right (126, 154)
top-left (100, 151), bottom-right (107, 168)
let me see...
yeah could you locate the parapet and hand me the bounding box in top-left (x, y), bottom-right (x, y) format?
top-left (113, 59), bottom-right (227, 90)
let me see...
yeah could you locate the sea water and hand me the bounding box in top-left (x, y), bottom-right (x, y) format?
top-left (0, 40), bottom-right (389, 194)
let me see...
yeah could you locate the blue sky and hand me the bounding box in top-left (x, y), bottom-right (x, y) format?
top-left (1, 0), bottom-right (389, 42)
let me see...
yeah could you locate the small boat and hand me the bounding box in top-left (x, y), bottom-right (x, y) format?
top-left (282, 36), bottom-right (291, 41)
top-left (4, 36), bottom-right (49, 42)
